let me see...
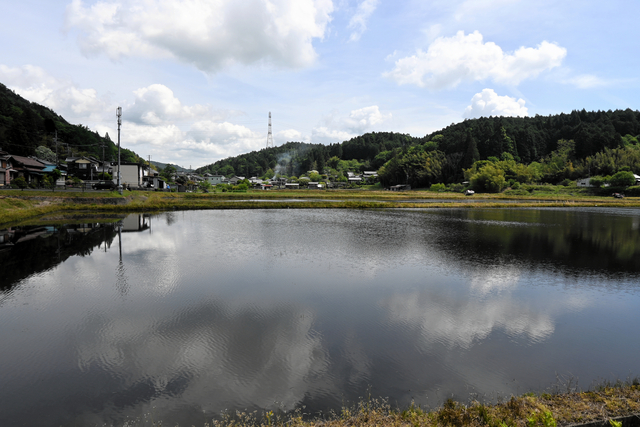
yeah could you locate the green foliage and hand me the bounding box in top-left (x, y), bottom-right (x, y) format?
top-left (11, 176), bottom-right (27, 190)
top-left (470, 163), bottom-right (506, 193)
top-left (308, 172), bottom-right (322, 181)
top-left (527, 411), bottom-right (556, 427)
top-left (609, 170), bottom-right (636, 187)
top-left (35, 145), bottom-right (57, 162)
top-left (198, 181), bottom-right (213, 192)
top-left (216, 183), bottom-right (231, 192)
top-left (378, 149), bottom-right (447, 188)
top-left (160, 164), bottom-right (177, 182)
top-left (43, 175), bottom-right (55, 189)
top-left (429, 183), bottom-right (446, 192)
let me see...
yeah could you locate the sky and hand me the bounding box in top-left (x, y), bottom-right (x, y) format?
top-left (1, 0), bottom-right (639, 169)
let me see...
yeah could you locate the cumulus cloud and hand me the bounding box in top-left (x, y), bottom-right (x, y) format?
top-left (0, 64), bottom-right (110, 120)
top-left (347, 0), bottom-right (379, 41)
top-left (65, 0), bottom-right (334, 72)
top-left (464, 88), bottom-right (528, 118)
top-left (311, 105), bottom-right (391, 143)
top-left (127, 84), bottom-right (212, 125)
top-left (385, 30), bottom-right (566, 89)
top-left (108, 116), bottom-right (266, 164)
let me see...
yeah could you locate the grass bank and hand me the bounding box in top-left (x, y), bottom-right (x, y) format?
top-left (1, 189), bottom-right (640, 227)
top-left (121, 382), bottom-right (640, 427)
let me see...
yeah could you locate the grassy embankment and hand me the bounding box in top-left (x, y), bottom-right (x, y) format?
top-left (134, 382), bottom-right (640, 427)
top-left (1, 187), bottom-right (640, 226)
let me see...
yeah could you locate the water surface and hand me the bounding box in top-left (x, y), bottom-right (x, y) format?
top-left (1, 208), bottom-right (639, 426)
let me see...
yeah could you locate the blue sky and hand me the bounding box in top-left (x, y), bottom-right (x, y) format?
top-left (1, 0), bottom-right (639, 169)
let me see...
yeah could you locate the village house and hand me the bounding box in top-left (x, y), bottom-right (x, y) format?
top-left (205, 174), bottom-right (226, 185)
top-left (111, 162), bottom-right (148, 188)
top-left (66, 156), bottom-right (100, 180)
top-left (228, 176), bottom-right (245, 185)
top-left (7, 155), bottom-right (46, 185)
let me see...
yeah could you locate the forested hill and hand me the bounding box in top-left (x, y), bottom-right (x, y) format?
top-left (197, 109), bottom-right (640, 186)
top-left (0, 83), bottom-right (141, 163)
top-left (196, 132), bottom-right (416, 177)
top-left (430, 109), bottom-right (640, 163)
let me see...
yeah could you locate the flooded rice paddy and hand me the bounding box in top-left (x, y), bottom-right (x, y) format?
top-left (1, 208), bottom-right (639, 426)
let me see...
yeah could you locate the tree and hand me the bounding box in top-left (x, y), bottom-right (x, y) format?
top-left (12, 176), bottom-right (27, 190)
top-left (470, 164), bottom-right (506, 193)
top-left (35, 146), bottom-right (57, 163)
top-left (609, 171), bottom-right (636, 187)
top-left (462, 129), bottom-right (480, 169)
top-left (198, 181), bottom-right (213, 192)
top-left (160, 164), bottom-right (177, 182)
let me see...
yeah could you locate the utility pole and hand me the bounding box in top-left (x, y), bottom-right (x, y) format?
top-left (116, 107), bottom-right (122, 195)
top-left (266, 112), bottom-right (273, 148)
top-left (54, 130), bottom-right (58, 167)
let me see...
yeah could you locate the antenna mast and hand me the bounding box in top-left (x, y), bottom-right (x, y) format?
top-left (266, 112), bottom-right (274, 149)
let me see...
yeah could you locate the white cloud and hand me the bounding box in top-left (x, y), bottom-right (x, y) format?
top-left (464, 88), bottom-right (528, 118)
top-left (311, 105), bottom-right (391, 143)
top-left (0, 64), bottom-right (110, 120)
top-left (347, 0), bottom-right (379, 41)
top-left (65, 0), bottom-right (334, 72)
top-left (384, 289), bottom-right (555, 350)
top-left (311, 126), bottom-right (354, 143)
top-left (276, 129), bottom-right (303, 141)
top-left (454, 0), bottom-right (520, 21)
top-left (0, 68), bottom-right (276, 167)
top-left (567, 74), bottom-right (608, 89)
top-left (385, 30), bottom-right (566, 89)
top-left (128, 84), bottom-right (212, 125)
top-left (107, 116), bottom-right (265, 165)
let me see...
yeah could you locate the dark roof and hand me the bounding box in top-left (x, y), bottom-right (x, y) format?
top-left (9, 155), bottom-right (45, 169)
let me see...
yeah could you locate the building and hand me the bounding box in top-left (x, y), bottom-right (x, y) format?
top-left (66, 156), bottom-right (100, 180)
top-left (7, 155), bottom-right (46, 185)
top-left (113, 162), bottom-right (147, 188)
top-left (0, 150), bottom-right (12, 186)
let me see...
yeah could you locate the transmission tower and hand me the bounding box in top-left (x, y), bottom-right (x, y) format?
top-left (266, 112), bottom-right (274, 148)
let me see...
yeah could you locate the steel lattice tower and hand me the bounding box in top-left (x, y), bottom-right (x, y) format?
top-left (266, 112), bottom-right (274, 148)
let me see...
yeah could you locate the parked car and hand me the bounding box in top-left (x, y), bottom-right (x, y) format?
top-left (612, 192), bottom-right (625, 199)
top-left (93, 180), bottom-right (117, 190)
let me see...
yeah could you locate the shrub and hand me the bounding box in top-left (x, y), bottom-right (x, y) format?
top-left (503, 189), bottom-right (529, 196)
top-left (610, 171), bottom-right (636, 187)
top-left (624, 186), bottom-right (640, 197)
top-left (589, 176), bottom-right (606, 188)
top-left (470, 164), bottom-right (506, 193)
top-left (429, 183), bottom-right (446, 192)
top-left (447, 183), bottom-right (465, 192)
top-left (11, 176), bottom-right (27, 190)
